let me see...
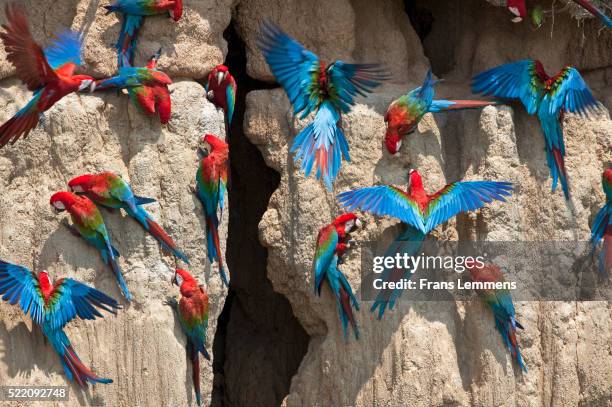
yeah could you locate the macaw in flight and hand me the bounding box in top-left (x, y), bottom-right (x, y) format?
top-left (68, 171), bottom-right (189, 264)
top-left (104, 0), bottom-right (183, 67)
top-left (591, 169), bottom-right (612, 277)
top-left (0, 4), bottom-right (95, 148)
top-left (258, 21), bottom-right (390, 190)
top-left (313, 213), bottom-right (362, 339)
top-left (0, 260), bottom-right (120, 386)
top-left (337, 169), bottom-right (513, 318)
top-left (95, 49), bottom-right (172, 124)
top-left (467, 263), bottom-right (527, 372)
top-left (166, 269), bottom-right (210, 406)
top-left (385, 69), bottom-right (498, 155)
top-left (472, 59), bottom-right (599, 200)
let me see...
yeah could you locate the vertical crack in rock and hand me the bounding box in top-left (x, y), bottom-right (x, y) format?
top-left (211, 19), bottom-right (310, 407)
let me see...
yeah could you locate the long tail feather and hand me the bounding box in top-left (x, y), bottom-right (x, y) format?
top-left (290, 101), bottom-right (349, 190)
top-left (572, 0), bottom-right (612, 27)
top-left (144, 218), bottom-right (190, 263)
top-left (46, 329), bottom-right (112, 387)
top-left (189, 342), bottom-right (202, 406)
top-left (601, 225), bottom-right (612, 276)
top-left (101, 241), bottom-right (132, 301)
top-left (429, 99), bottom-right (498, 113)
top-left (0, 94), bottom-right (41, 148)
top-left (116, 15), bottom-right (142, 67)
top-left (339, 285), bottom-right (359, 340)
top-left (205, 216), bottom-right (228, 286)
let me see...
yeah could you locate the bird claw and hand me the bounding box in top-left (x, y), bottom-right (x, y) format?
top-left (163, 297), bottom-right (178, 308)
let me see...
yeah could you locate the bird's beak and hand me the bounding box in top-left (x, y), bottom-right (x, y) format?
top-left (198, 146), bottom-right (210, 159)
top-left (89, 81), bottom-right (96, 92)
top-left (217, 71), bottom-right (224, 85)
top-left (355, 218), bottom-right (362, 228)
top-left (171, 272), bottom-right (178, 286)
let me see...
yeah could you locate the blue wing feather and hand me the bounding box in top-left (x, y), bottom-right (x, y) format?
top-left (44, 31), bottom-right (83, 70)
top-left (472, 60), bottom-right (542, 115)
top-left (425, 181), bottom-right (513, 232)
top-left (336, 185), bottom-right (426, 232)
top-left (0, 261), bottom-right (45, 325)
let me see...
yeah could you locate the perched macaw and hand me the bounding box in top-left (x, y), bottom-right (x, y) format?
top-left (314, 213), bottom-right (362, 339)
top-left (167, 269), bottom-right (210, 406)
top-left (472, 60), bottom-right (599, 200)
top-left (506, 0), bottom-right (527, 22)
top-left (258, 21), bottom-right (390, 190)
top-left (104, 0), bottom-right (183, 67)
top-left (205, 65), bottom-right (237, 129)
top-left (196, 134), bottom-right (229, 286)
top-left (385, 69), bottom-right (498, 155)
top-left (95, 49), bottom-right (172, 124)
top-left (68, 171), bottom-right (189, 264)
top-left (591, 169), bottom-right (612, 276)
top-left (0, 260), bottom-right (120, 386)
top-left (0, 4), bottom-right (95, 148)
top-left (50, 192), bottom-right (132, 301)
top-left (337, 169), bottom-right (513, 318)
top-left (467, 263), bottom-right (527, 372)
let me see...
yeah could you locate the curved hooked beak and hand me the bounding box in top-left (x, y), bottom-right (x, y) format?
top-left (171, 272), bottom-right (178, 286)
top-left (78, 79), bottom-right (96, 92)
top-left (216, 71), bottom-right (225, 85)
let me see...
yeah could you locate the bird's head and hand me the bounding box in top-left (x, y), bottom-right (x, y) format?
top-left (212, 65), bottom-right (230, 86)
top-left (169, 0), bottom-right (183, 21)
top-left (49, 191), bottom-right (79, 213)
top-left (172, 269), bottom-right (198, 295)
top-left (200, 134), bottom-right (227, 156)
top-left (68, 174), bottom-right (96, 194)
top-left (75, 75), bottom-right (96, 92)
top-left (384, 131), bottom-right (402, 156)
top-left (332, 212), bottom-right (362, 234)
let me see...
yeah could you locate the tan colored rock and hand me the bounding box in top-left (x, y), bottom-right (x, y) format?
top-left (0, 79), bottom-right (228, 406)
top-left (236, 0), bottom-right (429, 83)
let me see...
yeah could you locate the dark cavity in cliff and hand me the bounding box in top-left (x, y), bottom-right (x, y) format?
top-left (211, 18), bottom-right (310, 407)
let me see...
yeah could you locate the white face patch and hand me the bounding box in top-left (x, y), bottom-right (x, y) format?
top-left (175, 273), bottom-right (184, 286)
top-left (395, 140), bottom-right (402, 153)
top-left (355, 218), bottom-right (362, 228)
top-left (78, 79), bottom-right (93, 91)
top-left (52, 201), bottom-right (66, 210)
top-left (71, 185), bottom-right (84, 193)
top-left (345, 219), bottom-right (355, 231)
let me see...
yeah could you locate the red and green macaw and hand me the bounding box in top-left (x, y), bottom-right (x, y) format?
top-left (506, 0), bottom-right (612, 27)
top-left (196, 134), bottom-right (229, 286)
top-left (467, 263), bottom-right (527, 372)
top-left (95, 49), bottom-right (172, 124)
top-left (385, 69), bottom-right (497, 155)
top-left (591, 169), bottom-right (612, 276)
top-left (472, 60), bottom-right (600, 200)
top-left (0, 4), bottom-right (95, 148)
top-left (168, 268), bottom-right (210, 406)
top-left (258, 21), bottom-right (390, 190)
top-left (104, 0), bottom-right (183, 67)
top-left (314, 213), bottom-right (362, 339)
top-left (0, 260), bottom-right (120, 386)
top-left (337, 169), bottom-right (513, 318)
top-left (205, 64), bottom-right (236, 130)
top-left (68, 171), bottom-right (189, 264)
top-left (50, 192), bottom-right (132, 301)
